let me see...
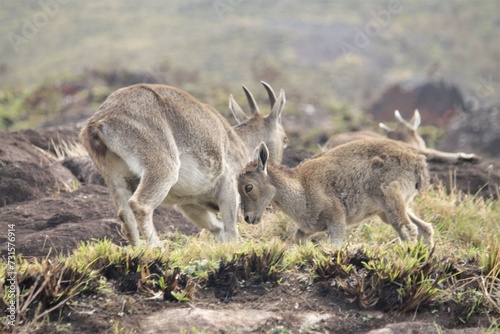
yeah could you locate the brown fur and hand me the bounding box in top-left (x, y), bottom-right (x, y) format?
top-left (239, 139), bottom-right (434, 247)
top-left (80, 83), bottom-right (287, 247)
top-left (322, 130), bottom-right (384, 149)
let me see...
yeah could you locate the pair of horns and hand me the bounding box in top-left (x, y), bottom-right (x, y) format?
top-left (242, 81), bottom-right (277, 114)
top-left (395, 109), bottom-right (421, 129)
top-left (230, 81), bottom-right (277, 116)
top-left (379, 109), bottom-right (421, 131)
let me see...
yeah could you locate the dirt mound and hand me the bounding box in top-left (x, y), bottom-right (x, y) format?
top-left (0, 162), bottom-right (76, 207)
top-left (428, 158), bottom-right (500, 199)
top-left (0, 130), bottom-right (79, 207)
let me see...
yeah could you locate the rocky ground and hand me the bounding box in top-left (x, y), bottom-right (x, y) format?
top-left (1, 126), bottom-right (499, 333)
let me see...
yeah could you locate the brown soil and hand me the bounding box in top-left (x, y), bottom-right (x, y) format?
top-left (1, 129), bottom-right (497, 333)
top-left (428, 158), bottom-right (500, 199)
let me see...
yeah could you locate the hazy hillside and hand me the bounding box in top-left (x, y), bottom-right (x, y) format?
top-left (1, 0), bottom-right (498, 108)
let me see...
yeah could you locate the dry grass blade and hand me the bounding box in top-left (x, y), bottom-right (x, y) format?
top-left (479, 243), bottom-right (500, 313)
top-left (49, 138), bottom-right (88, 160)
top-left (8, 259), bottom-right (99, 330)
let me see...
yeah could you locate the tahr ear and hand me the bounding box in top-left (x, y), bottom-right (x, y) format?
top-left (267, 89), bottom-right (286, 124)
top-left (229, 94), bottom-right (249, 124)
top-left (394, 110), bottom-right (406, 124)
top-left (410, 109), bottom-right (421, 129)
top-left (257, 142), bottom-right (269, 174)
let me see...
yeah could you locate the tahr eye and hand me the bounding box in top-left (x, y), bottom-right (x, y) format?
top-left (284, 136), bottom-right (288, 143)
top-left (245, 184), bottom-right (253, 193)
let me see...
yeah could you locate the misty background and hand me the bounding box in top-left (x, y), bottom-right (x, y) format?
top-left (1, 0), bottom-right (499, 154)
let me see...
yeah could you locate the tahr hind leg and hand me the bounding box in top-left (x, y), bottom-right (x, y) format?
top-left (101, 153), bottom-right (141, 246)
top-left (379, 181), bottom-right (418, 243)
top-left (128, 156), bottom-right (180, 248)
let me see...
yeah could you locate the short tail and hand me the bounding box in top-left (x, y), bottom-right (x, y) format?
top-left (80, 121), bottom-right (108, 159)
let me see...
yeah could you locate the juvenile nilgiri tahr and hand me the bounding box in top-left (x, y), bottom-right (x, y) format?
top-left (239, 139), bottom-right (434, 247)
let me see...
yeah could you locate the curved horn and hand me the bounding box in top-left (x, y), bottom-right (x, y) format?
top-left (242, 85), bottom-right (259, 115)
top-left (261, 81), bottom-right (276, 108)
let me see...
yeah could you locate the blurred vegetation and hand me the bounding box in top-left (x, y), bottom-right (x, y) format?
top-left (1, 1), bottom-right (497, 99)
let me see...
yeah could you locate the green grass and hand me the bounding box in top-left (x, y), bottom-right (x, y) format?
top-left (1, 187), bottom-right (499, 331)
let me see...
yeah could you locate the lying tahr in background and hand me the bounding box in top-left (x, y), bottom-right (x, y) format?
top-left (323, 110), bottom-right (479, 164)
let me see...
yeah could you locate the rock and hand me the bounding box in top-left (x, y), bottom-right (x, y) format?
top-left (366, 322), bottom-right (483, 334)
top-left (141, 308), bottom-right (331, 333)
